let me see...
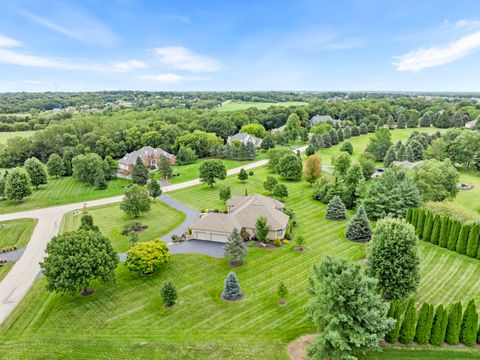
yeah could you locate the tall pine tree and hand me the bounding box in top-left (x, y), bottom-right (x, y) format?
top-left (456, 224), bottom-right (471, 255)
top-left (466, 224), bottom-right (480, 258)
top-left (447, 220), bottom-right (462, 251)
top-left (460, 299), bottom-right (478, 346)
top-left (430, 305), bottom-right (448, 346)
top-left (430, 216), bottom-right (441, 245)
top-left (385, 300), bottom-right (402, 343)
top-left (422, 212), bottom-right (434, 242)
top-left (345, 205), bottom-right (372, 242)
top-left (416, 210), bottom-right (426, 239)
top-left (439, 217), bottom-right (450, 248)
top-left (415, 303), bottom-right (435, 345)
top-left (445, 302), bottom-right (463, 345)
top-left (399, 298), bottom-right (417, 344)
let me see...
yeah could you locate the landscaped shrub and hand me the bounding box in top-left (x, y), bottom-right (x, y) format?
top-left (466, 224), bottom-right (480, 258)
top-left (125, 239), bottom-right (170, 275)
top-left (422, 212), bottom-right (434, 242)
top-left (325, 196), bottom-right (346, 220)
top-left (447, 220), bottom-right (461, 251)
top-left (456, 224), bottom-right (471, 255)
top-left (161, 281), bottom-right (178, 307)
top-left (460, 299), bottom-right (478, 346)
top-left (445, 302), bottom-right (463, 345)
top-left (430, 216), bottom-right (441, 245)
top-left (415, 303), bottom-right (435, 345)
top-left (416, 209), bottom-right (426, 239)
top-left (345, 205), bottom-right (371, 242)
top-left (121, 220), bottom-right (147, 235)
top-left (222, 272), bottom-right (243, 301)
top-left (430, 305), bottom-right (448, 346)
top-left (385, 300), bottom-right (402, 343)
top-left (399, 298), bottom-right (416, 344)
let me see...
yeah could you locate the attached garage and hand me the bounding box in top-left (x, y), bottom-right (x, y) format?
top-left (195, 231), bottom-right (207, 240)
top-left (210, 233), bottom-right (228, 243)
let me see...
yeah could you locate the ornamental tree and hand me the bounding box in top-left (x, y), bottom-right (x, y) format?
top-left (366, 218), bottom-right (420, 299)
top-left (147, 179), bottom-right (162, 199)
top-left (238, 168), bottom-right (248, 183)
top-left (199, 159), bottom-right (226, 187)
top-left (456, 224), bottom-right (471, 254)
top-left (24, 157), bottom-right (47, 189)
top-left (161, 281), bottom-right (178, 307)
top-left (4, 168), bottom-right (32, 201)
top-left (78, 213), bottom-right (99, 232)
top-left (346, 205), bottom-right (371, 242)
top-left (125, 239), bottom-right (171, 275)
top-left (385, 300), bottom-right (402, 343)
top-left (325, 195), bottom-right (346, 220)
top-left (445, 302), bottom-right (463, 345)
top-left (272, 183), bottom-right (288, 199)
top-left (277, 153), bottom-right (303, 180)
top-left (305, 256), bottom-right (394, 360)
top-left (255, 216), bottom-right (270, 243)
top-left (219, 186), bottom-right (231, 203)
top-left (466, 224), bottom-right (480, 258)
top-left (430, 305), bottom-right (448, 346)
top-left (224, 228), bottom-right (247, 266)
top-left (278, 281), bottom-right (288, 304)
top-left (222, 271), bottom-right (243, 301)
top-left (120, 184), bottom-right (151, 218)
top-left (263, 176), bottom-right (278, 194)
top-left (40, 229), bottom-right (118, 296)
top-left (415, 303), bottom-right (435, 345)
top-left (304, 155), bottom-right (321, 185)
top-left (47, 153), bottom-right (65, 178)
top-left (399, 298), bottom-right (416, 344)
top-left (447, 220), bottom-right (461, 251)
top-left (460, 299), bottom-right (478, 346)
top-left (131, 156), bottom-right (149, 186)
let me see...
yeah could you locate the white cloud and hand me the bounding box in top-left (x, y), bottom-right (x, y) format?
top-left (0, 34), bottom-right (22, 47)
top-left (22, 7), bottom-right (118, 46)
top-left (394, 30), bottom-right (480, 72)
top-left (153, 46), bottom-right (220, 72)
top-left (138, 73), bottom-right (185, 82)
top-left (112, 60), bottom-right (148, 72)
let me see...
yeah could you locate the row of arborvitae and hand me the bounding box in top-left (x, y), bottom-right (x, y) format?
top-left (385, 298), bottom-right (480, 347)
top-left (406, 208), bottom-right (480, 259)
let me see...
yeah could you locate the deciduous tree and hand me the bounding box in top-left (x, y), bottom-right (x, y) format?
top-left (199, 159), bottom-right (226, 187)
top-left (120, 184), bottom-right (151, 218)
top-left (304, 155), bottom-right (321, 184)
top-left (5, 168), bottom-right (32, 201)
top-left (24, 157), bottom-right (47, 189)
top-left (126, 239), bottom-right (170, 275)
top-left (46, 153), bottom-right (65, 178)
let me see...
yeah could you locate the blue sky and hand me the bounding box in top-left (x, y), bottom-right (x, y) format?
top-left (1, 0), bottom-right (480, 92)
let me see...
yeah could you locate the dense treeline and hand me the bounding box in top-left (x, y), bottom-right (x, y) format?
top-left (1, 95), bottom-right (478, 168)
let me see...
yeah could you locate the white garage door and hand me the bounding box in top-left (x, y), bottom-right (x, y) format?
top-left (211, 233), bottom-right (228, 243)
top-left (195, 231), bottom-right (206, 240)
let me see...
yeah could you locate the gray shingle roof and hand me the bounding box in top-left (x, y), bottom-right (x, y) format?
top-left (309, 115), bottom-right (341, 125)
top-left (119, 146), bottom-right (175, 166)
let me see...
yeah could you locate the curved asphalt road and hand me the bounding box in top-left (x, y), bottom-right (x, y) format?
top-left (0, 146), bottom-right (307, 325)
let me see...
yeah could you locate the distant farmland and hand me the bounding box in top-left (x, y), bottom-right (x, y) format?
top-left (0, 131), bottom-right (35, 145)
top-left (216, 100), bottom-right (307, 111)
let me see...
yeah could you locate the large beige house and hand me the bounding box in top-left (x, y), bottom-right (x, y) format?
top-left (190, 195), bottom-right (290, 243)
top-left (119, 146), bottom-right (176, 174)
top-left (227, 132), bottom-right (263, 148)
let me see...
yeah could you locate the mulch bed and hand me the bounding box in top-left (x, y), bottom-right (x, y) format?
top-left (80, 288), bottom-right (96, 297)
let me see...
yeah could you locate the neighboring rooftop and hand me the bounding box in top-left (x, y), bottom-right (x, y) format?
top-left (309, 115), bottom-right (342, 126)
top-left (119, 146), bottom-right (175, 165)
top-left (392, 160), bottom-right (424, 169)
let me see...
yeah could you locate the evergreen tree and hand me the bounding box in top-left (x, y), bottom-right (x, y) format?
top-left (387, 116), bottom-right (395, 129)
top-left (396, 143), bottom-right (407, 161)
top-left (343, 126), bottom-right (352, 138)
top-left (255, 216), bottom-right (270, 243)
top-left (406, 208), bottom-right (413, 223)
top-left (336, 128), bottom-right (344, 142)
top-left (222, 272), bottom-right (243, 300)
top-left (260, 133), bottom-right (275, 150)
top-left (397, 113), bottom-right (406, 129)
top-left (238, 168), bottom-right (248, 182)
top-left (439, 217), bottom-right (450, 248)
top-left (366, 218), bottom-right (420, 299)
top-left (325, 195), bottom-right (346, 220)
top-left (359, 123), bottom-right (368, 134)
top-left (305, 144), bottom-right (316, 156)
top-left (411, 208), bottom-right (419, 228)
top-left (399, 298), bottom-right (417, 344)
top-left (277, 281), bottom-right (288, 303)
top-left (224, 228), bottom-right (247, 266)
top-left (146, 179), bottom-right (162, 199)
top-left (306, 256), bottom-right (394, 360)
top-left (329, 129), bottom-right (339, 145)
top-left (219, 186), bottom-right (231, 202)
top-left (321, 133), bottom-right (332, 148)
top-left (416, 209), bottom-right (426, 239)
top-left (447, 220), bottom-right (462, 251)
top-left (340, 141), bottom-right (353, 155)
top-left (24, 157), bottom-right (47, 189)
top-left (385, 300), bottom-right (402, 344)
top-left (460, 299), bottom-right (478, 346)
top-left (384, 146), bottom-right (397, 167)
top-left (78, 213), bottom-right (99, 232)
top-left (161, 281), bottom-right (178, 307)
top-left (351, 125), bottom-right (360, 136)
top-left (272, 183), bottom-right (288, 199)
top-left (263, 176), bottom-right (278, 194)
top-left (456, 224), bottom-right (471, 255)
top-left (430, 216), bottom-right (441, 245)
top-left (445, 302), bottom-right (463, 345)
top-left (466, 224), bottom-right (480, 258)
top-left (422, 212), bottom-right (434, 242)
top-left (158, 156), bottom-right (173, 179)
top-left (131, 156), bottom-right (149, 185)
top-left (430, 305), bottom-right (447, 346)
top-left (415, 303), bottom-right (435, 345)
top-left (345, 205), bottom-right (372, 242)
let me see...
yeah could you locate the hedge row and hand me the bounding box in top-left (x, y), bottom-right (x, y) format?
top-left (406, 208), bottom-right (480, 259)
top-left (385, 298), bottom-right (479, 346)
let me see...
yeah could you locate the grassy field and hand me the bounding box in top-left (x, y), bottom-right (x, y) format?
top-left (216, 100), bottom-right (308, 112)
top-left (153, 152), bottom-right (269, 184)
top-left (0, 129), bottom-right (479, 359)
top-left (60, 201), bottom-right (185, 252)
top-left (0, 177), bottom-right (130, 215)
top-left (452, 171), bottom-right (480, 213)
top-left (0, 131), bottom-right (35, 145)
top-left (317, 127), bottom-right (440, 166)
top-left (0, 218), bottom-right (37, 249)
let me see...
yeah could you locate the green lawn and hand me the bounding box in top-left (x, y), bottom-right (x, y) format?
top-left (0, 218), bottom-right (37, 249)
top-left (153, 152), bottom-right (269, 185)
top-left (0, 176), bottom-right (130, 215)
top-left (0, 262), bottom-right (14, 283)
top-left (452, 171), bottom-right (480, 213)
top-left (60, 201), bottom-right (185, 252)
top-left (361, 347), bottom-right (480, 359)
top-left (0, 131), bottom-right (35, 145)
top-left (318, 127), bottom-right (440, 166)
top-left (216, 100), bottom-right (307, 112)
top-left (0, 129), bottom-right (478, 359)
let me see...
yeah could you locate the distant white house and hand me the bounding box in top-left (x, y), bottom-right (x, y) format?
top-left (392, 160), bottom-right (424, 170)
top-left (309, 115), bottom-right (342, 126)
top-left (227, 132), bottom-right (262, 148)
top-left (271, 125), bottom-right (286, 133)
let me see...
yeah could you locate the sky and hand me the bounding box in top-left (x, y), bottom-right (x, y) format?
top-left (1, 0), bottom-right (480, 92)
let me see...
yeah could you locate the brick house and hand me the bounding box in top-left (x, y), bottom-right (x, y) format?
top-left (118, 146), bottom-right (176, 174)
